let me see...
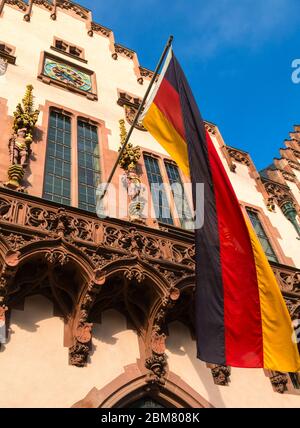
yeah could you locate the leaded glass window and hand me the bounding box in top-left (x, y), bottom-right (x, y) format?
top-left (246, 209), bottom-right (278, 263)
top-left (165, 161), bottom-right (193, 229)
top-left (43, 111), bottom-right (71, 205)
top-left (78, 120), bottom-right (101, 212)
top-left (144, 155), bottom-right (173, 225)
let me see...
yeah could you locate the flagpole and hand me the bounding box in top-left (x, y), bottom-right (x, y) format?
top-left (100, 35), bottom-right (174, 199)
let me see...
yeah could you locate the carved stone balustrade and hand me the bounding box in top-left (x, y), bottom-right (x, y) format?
top-left (0, 187), bottom-right (299, 381)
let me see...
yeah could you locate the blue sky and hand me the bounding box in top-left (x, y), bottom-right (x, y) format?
top-left (80, 0), bottom-right (300, 170)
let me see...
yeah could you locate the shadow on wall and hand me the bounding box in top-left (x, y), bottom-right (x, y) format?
top-left (0, 294), bottom-right (58, 352)
top-left (90, 309), bottom-right (136, 360)
top-left (23, 127), bottom-right (44, 188)
top-left (166, 321), bottom-right (226, 408)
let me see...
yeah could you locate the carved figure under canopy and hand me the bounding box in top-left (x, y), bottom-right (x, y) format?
top-left (9, 128), bottom-right (32, 167)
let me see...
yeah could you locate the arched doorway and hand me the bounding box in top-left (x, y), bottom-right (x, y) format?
top-left (72, 363), bottom-right (213, 408)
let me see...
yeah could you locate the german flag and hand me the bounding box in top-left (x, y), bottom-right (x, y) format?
top-left (142, 49), bottom-right (300, 371)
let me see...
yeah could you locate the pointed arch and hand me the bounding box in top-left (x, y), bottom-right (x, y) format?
top-left (72, 362), bottom-right (213, 408)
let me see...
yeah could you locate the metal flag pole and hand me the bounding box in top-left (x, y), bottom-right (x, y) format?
top-left (100, 35), bottom-right (174, 199)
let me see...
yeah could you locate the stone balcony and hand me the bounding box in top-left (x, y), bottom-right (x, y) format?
top-left (0, 186), bottom-right (299, 383)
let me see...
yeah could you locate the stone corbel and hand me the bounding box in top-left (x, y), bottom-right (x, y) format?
top-left (145, 328), bottom-right (168, 386)
top-left (145, 288), bottom-right (180, 386)
top-left (270, 372), bottom-right (289, 394)
top-left (0, 250), bottom-right (20, 347)
top-left (69, 322), bottom-right (93, 368)
top-left (209, 364), bottom-right (231, 386)
top-left (0, 250), bottom-right (20, 303)
top-left (69, 271), bottom-right (106, 367)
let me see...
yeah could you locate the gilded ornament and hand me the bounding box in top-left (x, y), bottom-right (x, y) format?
top-left (6, 85), bottom-right (40, 189)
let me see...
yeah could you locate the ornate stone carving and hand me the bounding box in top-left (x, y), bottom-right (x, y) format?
top-left (0, 252), bottom-right (20, 306)
top-left (282, 170), bottom-right (296, 182)
top-left (125, 105), bottom-right (146, 131)
top-left (285, 299), bottom-right (300, 320)
top-left (145, 289), bottom-right (180, 385)
top-left (227, 148), bottom-right (251, 166)
top-left (5, 0), bottom-right (27, 11)
top-left (264, 181), bottom-right (294, 208)
top-left (114, 44), bottom-right (135, 59)
top-left (6, 85), bottom-right (39, 190)
top-left (0, 182), bottom-right (299, 376)
top-left (211, 365), bottom-right (231, 386)
top-left (57, 0), bottom-right (88, 18)
top-left (171, 244), bottom-right (195, 268)
top-left (145, 353), bottom-right (168, 386)
top-left (150, 329), bottom-right (167, 355)
top-left (69, 342), bottom-right (90, 368)
top-left (9, 128), bottom-right (30, 168)
top-left (32, 0), bottom-right (53, 11)
top-left (24, 206), bottom-right (93, 242)
top-left (0, 189), bottom-right (196, 275)
top-left (278, 271), bottom-right (300, 293)
top-left (48, 208), bottom-right (76, 238)
top-left (104, 226), bottom-right (161, 259)
top-left (0, 233), bottom-right (38, 251)
top-left (45, 250), bottom-right (70, 267)
top-left (288, 160), bottom-right (300, 171)
top-left (124, 267), bottom-right (145, 283)
top-left (204, 122), bottom-right (217, 136)
top-left (263, 180), bottom-right (300, 235)
top-left (69, 274), bottom-right (105, 367)
top-left (117, 92), bottom-right (147, 131)
top-left (139, 66), bottom-right (155, 80)
top-left (270, 372), bottom-right (288, 394)
top-left (75, 323), bottom-right (93, 344)
top-left (90, 252), bottom-right (126, 269)
top-left (88, 22), bottom-right (111, 38)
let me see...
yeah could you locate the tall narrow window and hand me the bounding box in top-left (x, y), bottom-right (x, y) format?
top-left (246, 209), bottom-right (278, 263)
top-left (43, 111), bottom-right (71, 205)
top-left (78, 120), bottom-right (101, 212)
top-left (144, 155), bottom-right (173, 225)
top-left (165, 161), bottom-right (193, 229)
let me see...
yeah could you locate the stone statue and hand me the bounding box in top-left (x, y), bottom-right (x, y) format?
top-left (5, 85), bottom-right (39, 190)
top-left (9, 128), bottom-right (32, 167)
top-left (118, 119), bottom-right (145, 223)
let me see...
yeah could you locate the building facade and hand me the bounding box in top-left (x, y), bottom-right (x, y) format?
top-left (0, 0), bottom-right (300, 408)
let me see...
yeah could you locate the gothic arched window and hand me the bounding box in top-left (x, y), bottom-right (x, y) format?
top-left (43, 110), bottom-right (71, 205)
